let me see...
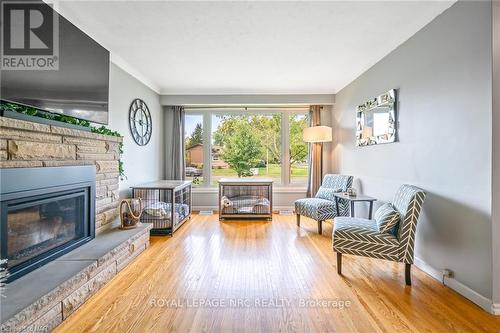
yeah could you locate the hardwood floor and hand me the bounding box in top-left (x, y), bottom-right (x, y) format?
top-left (56, 214), bottom-right (500, 333)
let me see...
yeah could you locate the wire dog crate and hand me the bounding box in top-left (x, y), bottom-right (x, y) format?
top-left (131, 180), bottom-right (192, 235)
top-left (218, 178), bottom-right (273, 220)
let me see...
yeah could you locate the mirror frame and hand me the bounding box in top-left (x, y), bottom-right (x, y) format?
top-left (356, 89), bottom-right (398, 147)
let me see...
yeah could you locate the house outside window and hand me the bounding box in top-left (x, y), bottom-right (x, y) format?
top-left (184, 114), bottom-right (204, 184)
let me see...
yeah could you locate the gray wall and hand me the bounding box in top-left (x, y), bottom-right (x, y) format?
top-left (108, 63), bottom-right (164, 197)
top-left (492, 0), bottom-right (500, 305)
top-left (331, 1), bottom-right (493, 298)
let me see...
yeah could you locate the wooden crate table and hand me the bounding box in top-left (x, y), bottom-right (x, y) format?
top-left (131, 180), bottom-right (192, 235)
top-left (218, 178), bottom-right (273, 220)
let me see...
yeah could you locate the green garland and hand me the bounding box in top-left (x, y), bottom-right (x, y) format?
top-left (91, 126), bottom-right (126, 179)
top-left (1, 100), bottom-right (126, 180)
top-left (0, 101), bottom-right (92, 127)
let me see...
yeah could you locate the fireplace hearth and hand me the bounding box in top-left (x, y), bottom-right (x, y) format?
top-left (0, 166), bottom-right (95, 281)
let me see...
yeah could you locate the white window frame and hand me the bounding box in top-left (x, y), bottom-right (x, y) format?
top-left (184, 108), bottom-right (309, 188)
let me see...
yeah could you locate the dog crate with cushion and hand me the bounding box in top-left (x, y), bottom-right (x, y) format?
top-left (218, 178), bottom-right (273, 220)
top-left (131, 180), bottom-right (192, 235)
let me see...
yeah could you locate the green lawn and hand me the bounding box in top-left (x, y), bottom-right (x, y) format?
top-left (212, 164), bottom-right (307, 178)
top-left (290, 165), bottom-right (308, 177)
top-left (187, 164), bottom-right (307, 185)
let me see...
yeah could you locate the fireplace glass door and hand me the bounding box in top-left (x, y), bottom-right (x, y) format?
top-left (3, 190), bottom-right (87, 269)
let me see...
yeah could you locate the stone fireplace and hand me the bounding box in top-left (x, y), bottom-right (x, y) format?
top-left (0, 116), bottom-right (152, 332)
top-left (1, 166), bottom-right (95, 281)
top-left (0, 116), bottom-right (122, 232)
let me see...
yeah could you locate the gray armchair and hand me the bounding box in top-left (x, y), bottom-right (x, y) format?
top-left (294, 174), bottom-right (353, 234)
top-left (332, 184), bottom-right (426, 285)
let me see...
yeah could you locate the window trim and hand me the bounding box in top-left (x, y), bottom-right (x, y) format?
top-left (185, 109), bottom-right (309, 188)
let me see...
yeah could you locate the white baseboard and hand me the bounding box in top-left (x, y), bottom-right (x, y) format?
top-left (192, 206), bottom-right (216, 212)
top-left (414, 257), bottom-right (495, 314)
top-left (192, 206), bottom-right (294, 213)
top-left (491, 303), bottom-right (500, 315)
top-left (274, 206), bottom-right (295, 213)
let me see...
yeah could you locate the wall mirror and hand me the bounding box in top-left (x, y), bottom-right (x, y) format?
top-left (356, 89), bottom-right (397, 147)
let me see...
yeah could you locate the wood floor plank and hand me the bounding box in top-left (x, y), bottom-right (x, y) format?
top-left (55, 214), bottom-right (500, 333)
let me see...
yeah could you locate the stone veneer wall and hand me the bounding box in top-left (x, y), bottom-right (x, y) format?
top-left (0, 116), bottom-right (153, 332)
top-left (0, 224), bottom-right (152, 332)
top-left (0, 116), bottom-right (123, 232)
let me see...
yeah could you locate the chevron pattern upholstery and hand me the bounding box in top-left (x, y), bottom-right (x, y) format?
top-left (332, 184), bottom-right (426, 268)
top-left (295, 174), bottom-right (353, 220)
top-left (321, 174), bottom-right (353, 189)
top-left (392, 185), bottom-right (426, 264)
top-left (294, 198), bottom-right (338, 221)
top-left (315, 186), bottom-right (340, 201)
top-left (374, 203), bottom-right (400, 233)
top-left (320, 174), bottom-right (353, 216)
top-left (333, 217), bottom-right (399, 261)
top-left (295, 174), bottom-right (353, 234)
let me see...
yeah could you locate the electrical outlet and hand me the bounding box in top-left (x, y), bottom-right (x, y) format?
top-left (441, 269), bottom-right (453, 284)
top-left (443, 269), bottom-right (453, 278)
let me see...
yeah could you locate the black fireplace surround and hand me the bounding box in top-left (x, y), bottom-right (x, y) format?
top-left (0, 166), bottom-right (95, 282)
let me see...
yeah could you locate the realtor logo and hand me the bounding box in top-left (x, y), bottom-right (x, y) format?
top-left (1, 0), bottom-right (59, 70)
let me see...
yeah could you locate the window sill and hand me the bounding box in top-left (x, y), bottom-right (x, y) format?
top-left (192, 186), bottom-right (307, 193)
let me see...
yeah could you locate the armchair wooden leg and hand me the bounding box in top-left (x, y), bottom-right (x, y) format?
top-left (296, 214), bottom-right (300, 227)
top-left (405, 263), bottom-right (411, 286)
top-left (318, 220), bottom-right (323, 234)
top-left (337, 253), bottom-right (342, 275)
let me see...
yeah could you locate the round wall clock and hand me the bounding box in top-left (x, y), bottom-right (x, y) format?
top-left (129, 98), bottom-right (152, 146)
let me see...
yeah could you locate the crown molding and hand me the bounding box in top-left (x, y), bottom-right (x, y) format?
top-left (160, 94), bottom-right (335, 106)
top-left (110, 54), bottom-right (160, 94)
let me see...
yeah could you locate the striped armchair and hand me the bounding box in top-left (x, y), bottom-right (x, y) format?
top-left (294, 174), bottom-right (353, 234)
top-left (332, 184), bottom-right (426, 285)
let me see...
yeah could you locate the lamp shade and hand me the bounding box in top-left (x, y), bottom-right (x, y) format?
top-left (303, 126), bottom-right (332, 143)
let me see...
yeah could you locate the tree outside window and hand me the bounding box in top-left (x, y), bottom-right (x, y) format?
top-left (211, 114), bottom-right (282, 183)
top-left (289, 114), bottom-right (309, 184)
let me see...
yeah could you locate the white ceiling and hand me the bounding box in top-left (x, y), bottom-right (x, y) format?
top-left (53, 1), bottom-right (455, 95)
